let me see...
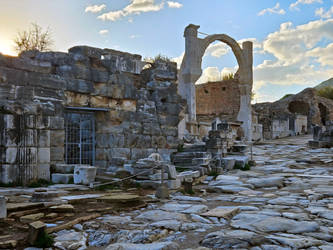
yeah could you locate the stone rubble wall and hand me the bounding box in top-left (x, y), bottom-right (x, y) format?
top-left (0, 46), bottom-right (186, 184)
top-left (196, 80), bottom-right (241, 124)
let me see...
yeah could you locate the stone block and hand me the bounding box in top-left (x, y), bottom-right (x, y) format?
top-left (20, 213), bottom-right (44, 223)
top-left (0, 196), bottom-right (7, 219)
top-left (109, 148), bottom-right (130, 159)
top-left (152, 136), bottom-right (167, 148)
top-left (131, 148), bottom-right (156, 161)
top-left (3, 114), bottom-right (14, 129)
top-left (38, 148), bottom-right (50, 164)
top-left (38, 130), bottom-right (50, 147)
top-left (53, 164), bottom-right (75, 174)
top-left (74, 165), bottom-right (97, 185)
top-left (52, 173), bottom-right (73, 184)
top-left (66, 79), bottom-right (94, 94)
top-left (50, 130), bottom-right (64, 147)
top-left (167, 178), bottom-right (181, 189)
top-left (222, 157), bottom-right (236, 170)
top-left (49, 117), bottom-right (64, 130)
top-left (50, 147), bottom-right (64, 162)
top-left (38, 164), bottom-right (50, 181)
top-left (149, 173), bottom-right (168, 181)
top-left (5, 147), bottom-right (17, 164)
top-left (28, 221), bottom-right (46, 245)
top-left (0, 165), bottom-right (17, 184)
top-left (163, 165), bottom-right (177, 179)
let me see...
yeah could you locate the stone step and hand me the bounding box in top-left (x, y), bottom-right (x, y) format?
top-left (183, 144), bottom-right (207, 152)
top-left (192, 158), bottom-right (211, 165)
top-left (53, 164), bottom-right (76, 174)
top-left (174, 151), bottom-right (210, 158)
top-left (51, 174), bottom-right (74, 184)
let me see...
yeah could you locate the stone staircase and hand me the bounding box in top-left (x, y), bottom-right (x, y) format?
top-left (51, 164), bottom-right (75, 184)
top-left (171, 143), bottom-right (211, 175)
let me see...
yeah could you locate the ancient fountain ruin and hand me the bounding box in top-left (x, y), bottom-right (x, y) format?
top-left (178, 24), bottom-right (253, 141)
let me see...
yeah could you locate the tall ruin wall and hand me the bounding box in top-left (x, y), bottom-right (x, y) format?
top-left (196, 80), bottom-right (240, 123)
top-left (0, 46), bottom-right (185, 184)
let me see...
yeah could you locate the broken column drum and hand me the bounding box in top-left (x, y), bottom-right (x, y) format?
top-left (178, 24), bottom-right (253, 141)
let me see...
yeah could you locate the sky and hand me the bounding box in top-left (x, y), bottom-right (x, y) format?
top-left (1, 0), bottom-right (333, 103)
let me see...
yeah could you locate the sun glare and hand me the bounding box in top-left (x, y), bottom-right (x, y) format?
top-left (0, 40), bottom-right (17, 56)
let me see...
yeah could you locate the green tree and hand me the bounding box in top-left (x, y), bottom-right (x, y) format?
top-left (14, 23), bottom-right (53, 54)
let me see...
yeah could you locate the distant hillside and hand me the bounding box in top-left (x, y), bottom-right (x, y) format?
top-left (314, 77), bottom-right (333, 90)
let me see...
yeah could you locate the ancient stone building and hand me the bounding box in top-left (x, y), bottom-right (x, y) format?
top-left (253, 88), bottom-right (333, 140)
top-left (178, 24), bottom-right (253, 141)
top-left (0, 46), bottom-right (185, 184)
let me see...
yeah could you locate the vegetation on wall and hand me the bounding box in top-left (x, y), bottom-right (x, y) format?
top-left (14, 23), bottom-right (53, 54)
top-left (317, 86), bottom-right (333, 100)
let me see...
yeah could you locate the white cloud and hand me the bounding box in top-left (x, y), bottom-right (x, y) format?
top-left (205, 43), bottom-right (230, 58)
top-left (315, 7), bottom-right (333, 19)
top-left (99, 29), bottom-right (109, 35)
top-left (196, 67), bottom-right (221, 84)
top-left (258, 3), bottom-right (286, 16)
top-left (167, 1), bottom-right (183, 8)
top-left (307, 42), bottom-right (333, 66)
top-left (290, 0), bottom-right (323, 11)
top-left (98, 0), bottom-right (164, 21)
top-left (85, 4), bottom-right (106, 13)
top-left (171, 52), bottom-right (184, 68)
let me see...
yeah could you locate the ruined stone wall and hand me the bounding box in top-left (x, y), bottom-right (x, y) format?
top-left (0, 46), bottom-right (185, 184)
top-left (196, 80), bottom-right (240, 124)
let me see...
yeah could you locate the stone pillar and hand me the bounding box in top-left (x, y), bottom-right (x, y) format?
top-left (178, 25), bottom-right (202, 137)
top-left (0, 196), bottom-right (7, 219)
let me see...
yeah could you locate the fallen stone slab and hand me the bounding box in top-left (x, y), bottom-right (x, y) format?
top-left (100, 215), bottom-right (132, 225)
top-left (172, 195), bottom-right (206, 202)
top-left (201, 230), bottom-right (266, 249)
top-left (151, 220), bottom-right (181, 231)
top-left (7, 202), bottom-right (43, 213)
top-left (74, 165), bottom-right (97, 185)
top-left (49, 204), bottom-right (74, 213)
top-left (20, 213), bottom-right (44, 223)
top-left (231, 212), bottom-right (319, 233)
top-left (201, 207), bottom-right (240, 220)
top-left (106, 242), bottom-right (180, 250)
top-left (207, 185), bottom-right (252, 194)
top-left (136, 210), bottom-right (187, 222)
top-left (60, 194), bottom-right (103, 204)
top-left (97, 193), bottom-right (141, 203)
top-left (266, 234), bottom-right (322, 249)
top-left (160, 203), bottom-right (192, 212)
top-left (54, 229), bottom-right (87, 250)
top-left (182, 205), bottom-right (208, 214)
top-left (247, 177), bottom-right (284, 188)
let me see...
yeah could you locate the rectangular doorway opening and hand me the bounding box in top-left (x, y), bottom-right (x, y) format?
top-left (65, 112), bottom-right (95, 165)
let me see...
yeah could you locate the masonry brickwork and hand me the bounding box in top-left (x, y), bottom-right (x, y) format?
top-left (0, 46), bottom-right (186, 184)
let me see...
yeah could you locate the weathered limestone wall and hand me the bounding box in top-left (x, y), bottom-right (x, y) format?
top-left (196, 80), bottom-right (240, 123)
top-left (0, 46), bottom-right (185, 184)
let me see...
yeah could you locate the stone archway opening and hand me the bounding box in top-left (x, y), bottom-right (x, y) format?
top-left (178, 24), bottom-right (253, 141)
top-left (288, 101), bottom-right (310, 116)
top-left (318, 103), bottom-right (328, 126)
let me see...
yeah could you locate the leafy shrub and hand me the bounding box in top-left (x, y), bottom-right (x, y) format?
top-left (317, 86), bottom-right (333, 100)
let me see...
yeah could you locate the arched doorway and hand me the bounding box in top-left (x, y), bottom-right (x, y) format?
top-left (178, 24), bottom-right (253, 141)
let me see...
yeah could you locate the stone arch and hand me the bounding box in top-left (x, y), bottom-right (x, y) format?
top-left (178, 24), bottom-right (253, 141)
top-left (200, 34), bottom-right (246, 81)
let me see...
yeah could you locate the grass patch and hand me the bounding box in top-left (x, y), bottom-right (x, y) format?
top-left (0, 182), bottom-right (22, 187)
top-left (34, 231), bottom-right (54, 248)
top-left (233, 163), bottom-right (251, 171)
